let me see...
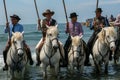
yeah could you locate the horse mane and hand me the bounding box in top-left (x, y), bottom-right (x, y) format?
top-left (47, 26), bottom-right (59, 35)
top-left (98, 27), bottom-right (116, 42)
top-left (11, 32), bottom-right (23, 44)
top-left (72, 36), bottom-right (81, 46)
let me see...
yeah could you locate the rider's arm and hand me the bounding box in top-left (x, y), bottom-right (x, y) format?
top-left (4, 22), bottom-right (10, 33)
top-left (65, 22), bottom-right (69, 34)
top-left (19, 24), bottom-right (24, 33)
top-left (114, 20), bottom-right (120, 26)
top-left (79, 23), bottom-right (84, 36)
top-left (37, 19), bottom-right (41, 31)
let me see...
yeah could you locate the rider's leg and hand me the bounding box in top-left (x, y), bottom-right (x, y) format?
top-left (58, 41), bottom-right (65, 59)
top-left (86, 30), bottom-right (100, 66)
top-left (64, 36), bottom-right (72, 65)
top-left (82, 40), bottom-right (91, 66)
top-left (35, 38), bottom-right (45, 66)
top-left (24, 42), bottom-right (33, 65)
top-left (3, 40), bottom-right (11, 71)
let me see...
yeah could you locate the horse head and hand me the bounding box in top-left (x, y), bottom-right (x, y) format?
top-left (46, 25), bottom-right (59, 50)
top-left (11, 32), bottom-right (24, 57)
top-left (71, 36), bottom-right (83, 60)
top-left (98, 27), bottom-right (117, 52)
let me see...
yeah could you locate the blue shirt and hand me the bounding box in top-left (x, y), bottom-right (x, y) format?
top-left (4, 23), bottom-right (24, 39)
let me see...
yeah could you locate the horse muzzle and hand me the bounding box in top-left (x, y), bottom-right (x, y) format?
top-left (53, 46), bottom-right (59, 50)
top-left (17, 49), bottom-right (24, 57)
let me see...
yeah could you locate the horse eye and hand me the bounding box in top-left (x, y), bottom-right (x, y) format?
top-left (107, 36), bottom-right (110, 38)
top-left (49, 34), bottom-right (52, 36)
top-left (14, 41), bottom-right (17, 44)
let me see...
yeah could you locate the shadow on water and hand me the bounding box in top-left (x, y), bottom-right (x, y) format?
top-left (8, 64), bottom-right (119, 80)
top-left (1, 64), bottom-right (120, 80)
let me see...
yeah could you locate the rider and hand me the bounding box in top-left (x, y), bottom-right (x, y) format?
top-left (87, 8), bottom-right (110, 62)
top-left (36, 9), bottom-right (61, 66)
top-left (3, 14), bottom-right (33, 71)
top-left (64, 12), bottom-right (89, 66)
top-left (114, 14), bottom-right (120, 46)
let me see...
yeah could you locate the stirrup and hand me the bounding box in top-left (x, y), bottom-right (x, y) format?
top-left (3, 65), bottom-right (8, 71)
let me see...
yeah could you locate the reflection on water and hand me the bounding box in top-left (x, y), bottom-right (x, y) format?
top-left (0, 24), bottom-right (120, 80)
top-left (1, 62), bottom-right (120, 80)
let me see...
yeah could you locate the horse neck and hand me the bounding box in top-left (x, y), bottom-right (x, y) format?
top-left (9, 43), bottom-right (18, 60)
top-left (44, 36), bottom-right (52, 52)
top-left (98, 39), bottom-right (109, 51)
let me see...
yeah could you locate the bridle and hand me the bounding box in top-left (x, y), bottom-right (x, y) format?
top-left (10, 39), bottom-right (25, 72)
top-left (97, 30), bottom-right (116, 61)
top-left (104, 30), bottom-right (116, 46)
top-left (69, 40), bottom-right (84, 63)
top-left (43, 37), bottom-right (59, 66)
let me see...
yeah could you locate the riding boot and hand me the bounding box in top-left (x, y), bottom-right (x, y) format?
top-left (36, 40), bottom-right (45, 66)
top-left (82, 40), bottom-right (91, 66)
top-left (3, 50), bottom-right (8, 71)
top-left (64, 36), bottom-right (72, 65)
top-left (26, 48), bottom-right (33, 65)
top-left (36, 53), bottom-right (41, 66)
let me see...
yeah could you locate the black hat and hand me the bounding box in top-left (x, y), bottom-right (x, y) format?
top-left (10, 14), bottom-right (21, 20)
top-left (95, 8), bottom-right (103, 13)
top-left (42, 9), bottom-right (55, 17)
top-left (69, 12), bottom-right (78, 18)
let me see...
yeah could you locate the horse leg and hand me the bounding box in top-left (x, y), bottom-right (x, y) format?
top-left (10, 69), bottom-right (14, 80)
top-left (94, 61), bottom-right (101, 73)
top-left (79, 64), bottom-right (84, 74)
top-left (21, 67), bottom-right (25, 78)
top-left (105, 62), bottom-right (108, 74)
top-left (69, 63), bottom-right (74, 74)
top-left (54, 63), bottom-right (59, 77)
top-left (42, 63), bottom-right (47, 78)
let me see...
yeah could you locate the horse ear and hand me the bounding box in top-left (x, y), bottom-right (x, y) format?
top-left (55, 24), bottom-right (58, 28)
top-left (46, 25), bottom-right (50, 29)
top-left (12, 32), bottom-right (15, 36)
top-left (79, 35), bottom-right (83, 39)
top-left (21, 31), bottom-right (24, 35)
top-left (100, 28), bottom-right (106, 40)
top-left (71, 36), bottom-right (74, 40)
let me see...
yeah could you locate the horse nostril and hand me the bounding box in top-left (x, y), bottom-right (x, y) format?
top-left (53, 46), bottom-right (58, 49)
top-left (76, 57), bottom-right (79, 62)
top-left (18, 53), bottom-right (23, 57)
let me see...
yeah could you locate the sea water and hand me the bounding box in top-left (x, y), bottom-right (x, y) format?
top-left (0, 24), bottom-right (120, 80)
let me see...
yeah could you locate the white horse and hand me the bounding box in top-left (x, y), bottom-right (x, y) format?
top-left (92, 27), bottom-right (117, 73)
top-left (68, 36), bottom-right (86, 74)
top-left (38, 25), bottom-right (64, 78)
top-left (6, 32), bottom-right (27, 79)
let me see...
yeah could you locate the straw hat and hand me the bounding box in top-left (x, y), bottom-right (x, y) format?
top-left (42, 9), bottom-right (55, 17)
top-left (10, 14), bottom-right (21, 20)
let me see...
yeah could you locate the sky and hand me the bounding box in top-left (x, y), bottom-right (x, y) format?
top-left (0, 0), bottom-right (120, 25)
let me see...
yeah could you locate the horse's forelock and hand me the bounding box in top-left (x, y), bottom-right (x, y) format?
top-left (98, 27), bottom-right (116, 41)
top-left (72, 36), bottom-right (81, 46)
top-left (11, 32), bottom-right (23, 43)
top-left (47, 27), bottom-right (59, 35)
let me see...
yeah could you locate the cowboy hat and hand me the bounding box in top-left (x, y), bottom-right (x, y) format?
top-left (10, 14), bottom-right (21, 20)
top-left (95, 8), bottom-right (103, 13)
top-left (69, 12), bottom-right (78, 18)
top-left (42, 9), bottom-right (55, 17)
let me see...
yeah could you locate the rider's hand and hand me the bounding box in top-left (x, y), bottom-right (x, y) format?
top-left (100, 23), bottom-right (104, 28)
top-left (38, 19), bottom-right (41, 31)
top-left (93, 21), bottom-right (97, 26)
top-left (6, 22), bottom-right (9, 28)
top-left (65, 22), bottom-right (69, 34)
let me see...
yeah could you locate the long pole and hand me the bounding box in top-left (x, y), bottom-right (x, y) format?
top-left (62, 0), bottom-right (68, 23)
top-left (34, 0), bottom-right (42, 31)
top-left (3, 0), bottom-right (10, 39)
top-left (62, 0), bottom-right (70, 34)
top-left (96, 0), bottom-right (99, 9)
